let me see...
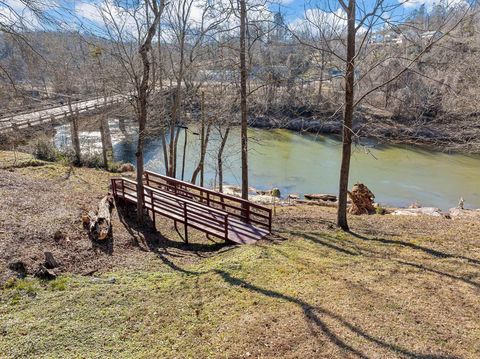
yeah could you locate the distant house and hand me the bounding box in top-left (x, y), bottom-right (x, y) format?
top-left (421, 31), bottom-right (443, 40)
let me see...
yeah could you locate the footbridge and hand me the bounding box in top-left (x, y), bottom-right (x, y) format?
top-left (0, 94), bottom-right (127, 133)
top-left (111, 171), bottom-right (272, 245)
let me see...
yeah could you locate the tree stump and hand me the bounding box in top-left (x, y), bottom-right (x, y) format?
top-left (348, 183), bottom-right (375, 215)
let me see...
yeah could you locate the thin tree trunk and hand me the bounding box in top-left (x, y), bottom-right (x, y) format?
top-left (337, 0), bottom-right (356, 231)
top-left (217, 126), bottom-right (230, 193)
top-left (99, 113), bottom-right (112, 168)
top-left (239, 0), bottom-right (248, 203)
top-left (68, 97), bottom-right (81, 164)
top-left (119, 118), bottom-right (127, 134)
top-left (160, 128), bottom-right (169, 175)
top-left (168, 28), bottom-right (186, 178)
top-left (135, 111), bottom-right (146, 223)
top-left (191, 92), bottom-right (210, 185)
top-left (101, 98), bottom-right (113, 151)
top-left (173, 125), bottom-right (181, 177)
top-left (181, 128), bottom-right (187, 180)
top-left (168, 121), bottom-right (175, 177)
top-left (99, 119), bottom-right (109, 168)
top-left (318, 51), bottom-right (325, 103)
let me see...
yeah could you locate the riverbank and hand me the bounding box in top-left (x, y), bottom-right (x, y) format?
top-left (1, 154), bottom-right (479, 358)
top-left (249, 106), bottom-right (480, 154)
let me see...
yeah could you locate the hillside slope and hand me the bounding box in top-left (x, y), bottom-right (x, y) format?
top-left (0, 155), bottom-right (479, 358)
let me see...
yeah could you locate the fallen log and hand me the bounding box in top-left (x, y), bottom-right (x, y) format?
top-left (82, 194), bottom-right (115, 240)
top-left (304, 193), bottom-right (337, 202)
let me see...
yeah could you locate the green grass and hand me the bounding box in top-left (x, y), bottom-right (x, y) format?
top-left (1, 241), bottom-right (334, 358)
top-left (0, 155), bottom-right (479, 358)
top-left (1, 230), bottom-right (479, 358)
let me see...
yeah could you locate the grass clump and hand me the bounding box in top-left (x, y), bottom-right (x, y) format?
top-left (49, 277), bottom-right (70, 291)
top-left (2, 278), bottom-right (40, 305)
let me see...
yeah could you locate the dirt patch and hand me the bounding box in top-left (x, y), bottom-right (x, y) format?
top-left (0, 163), bottom-right (231, 283)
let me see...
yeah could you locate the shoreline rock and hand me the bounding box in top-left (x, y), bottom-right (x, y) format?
top-left (391, 207), bottom-right (444, 217)
top-left (449, 207), bottom-right (480, 219)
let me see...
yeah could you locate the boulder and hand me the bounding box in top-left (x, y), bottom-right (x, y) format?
top-left (119, 163), bottom-right (135, 172)
top-left (449, 208), bottom-right (480, 219)
top-left (8, 261), bottom-right (27, 277)
top-left (271, 188), bottom-right (281, 198)
top-left (255, 188), bottom-right (281, 198)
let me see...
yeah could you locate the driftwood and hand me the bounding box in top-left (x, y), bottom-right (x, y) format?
top-left (82, 194), bottom-right (115, 240)
top-left (304, 193), bottom-right (337, 202)
top-left (347, 183), bottom-right (375, 215)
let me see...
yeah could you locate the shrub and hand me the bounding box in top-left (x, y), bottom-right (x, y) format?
top-left (80, 153), bottom-right (103, 168)
top-left (34, 139), bottom-right (59, 162)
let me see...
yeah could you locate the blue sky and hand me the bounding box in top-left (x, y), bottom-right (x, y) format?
top-left (0, 0), bottom-right (453, 34)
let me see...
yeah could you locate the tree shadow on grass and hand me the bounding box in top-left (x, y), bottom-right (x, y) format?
top-left (143, 222), bottom-right (463, 358)
top-left (115, 199), bottom-right (234, 259)
top-left (214, 270), bottom-right (458, 359)
top-left (396, 260), bottom-right (480, 289)
top-left (153, 252), bottom-right (458, 359)
top-left (348, 231), bottom-right (480, 266)
top-left (281, 230), bottom-right (362, 256)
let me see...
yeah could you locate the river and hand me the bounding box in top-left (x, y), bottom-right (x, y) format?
top-left (54, 120), bottom-right (480, 210)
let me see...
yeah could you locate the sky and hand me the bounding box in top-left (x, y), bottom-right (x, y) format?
top-left (0, 0), bottom-right (462, 35)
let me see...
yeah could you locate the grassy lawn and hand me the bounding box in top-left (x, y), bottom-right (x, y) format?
top-left (0, 153), bottom-right (479, 358)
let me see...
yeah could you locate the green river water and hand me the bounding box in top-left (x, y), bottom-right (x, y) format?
top-left (55, 122), bottom-right (480, 210)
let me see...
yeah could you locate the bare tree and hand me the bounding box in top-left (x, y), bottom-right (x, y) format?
top-left (239, 0), bottom-right (248, 201)
top-left (101, 0), bottom-right (164, 223)
top-left (290, 0), bottom-right (471, 230)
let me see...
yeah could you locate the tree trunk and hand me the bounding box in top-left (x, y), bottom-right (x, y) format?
top-left (168, 29), bottom-right (186, 178)
top-left (337, 0), bottom-right (356, 231)
top-left (160, 128), bottom-right (169, 175)
top-left (173, 125), bottom-right (181, 177)
top-left (135, 1), bottom-right (162, 223)
top-left (239, 0), bottom-right (248, 202)
top-left (99, 119), bottom-right (109, 168)
top-left (217, 126), bottom-right (230, 193)
top-left (101, 88), bottom-right (113, 148)
top-left (318, 51), bottom-right (325, 103)
top-left (191, 92), bottom-right (211, 185)
top-left (68, 98), bottom-right (81, 164)
top-left (136, 107), bottom-right (146, 223)
top-left (119, 117), bottom-right (127, 134)
top-left (181, 128), bottom-right (187, 180)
